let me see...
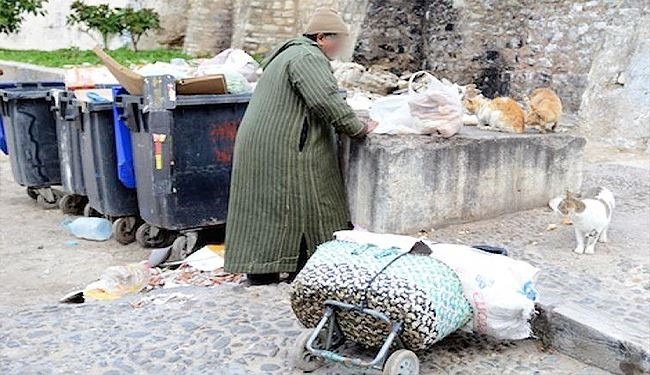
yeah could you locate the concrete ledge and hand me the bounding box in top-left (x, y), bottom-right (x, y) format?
top-left (342, 127), bottom-right (586, 233)
top-left (534, 302), bottom-right (650, 375)
top-left (0, 60), bottom-right (64, 81)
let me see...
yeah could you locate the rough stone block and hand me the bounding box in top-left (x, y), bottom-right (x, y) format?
top-left (341, 127), bottom-right (586, 233)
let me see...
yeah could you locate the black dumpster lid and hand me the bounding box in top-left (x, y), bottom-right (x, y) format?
top-left (0, 82), bottom-right (65, 100)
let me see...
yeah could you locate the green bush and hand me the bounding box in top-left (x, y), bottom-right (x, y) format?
top-left (67, 1), bottom-right (161, 51)
top-left (0, 0), bottom-right (48, 34)
top-left (66, 1), bottom-right (121, 48)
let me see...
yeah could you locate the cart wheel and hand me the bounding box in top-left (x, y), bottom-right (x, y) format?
top-left (83, 203), bottom-right (102, 218)
top-left (112, 217), bottom-right (137, 245)
top-left (383, 350), bottom-right (419, 375)
top-left (291, 331), bottom-right (325, 372)
top-left (136, 223), bottom-right (173, 248)
top-left (59, 194), bottom-right (84, 215)
top-left (26, 187), bottom-right (38, 200)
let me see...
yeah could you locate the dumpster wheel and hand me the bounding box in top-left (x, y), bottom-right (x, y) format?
top-left (170, 232), bottom-right (199, 261)
top-left (26, 187), bottom-right (39, 200)
top-left (136, 223), bottom-right (174, 248)
top-left (59, 194), bottom-right (87, 215)
top-left (83, 203), bottom-right (102, 218)
top-left (36, 189), bottom-right (64, 210)
top-left (112, 217), bottom-right (137, 245)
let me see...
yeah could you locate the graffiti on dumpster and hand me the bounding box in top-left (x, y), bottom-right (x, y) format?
top-left (209, 121), bottom-right (238, 164)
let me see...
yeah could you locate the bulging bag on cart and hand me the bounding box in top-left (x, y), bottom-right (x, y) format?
top-left (426, 242), bottom-right (540, 340)
top-left (407, 71), bottom-right (463, 138)
top-left (291, 240), bottom-right (472, 351)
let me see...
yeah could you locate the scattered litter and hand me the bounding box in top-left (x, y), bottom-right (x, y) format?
top-left (130, 292), bottom-right (196, 308)
top-left (62, 217), bottom-right (112, 241)
top-left (185, 245), bottom-right (226, 272)
top-left (546, 224), bottom-right (558, 231)
top-left (147, 247), bottom-right (171, 268)
top-left (148, 264), bottom-right (242, 289)
top-left (561, 217), bottom-right (573, 225)
top-left (83, 262), bottom-right (150, 301)
top-left (65, 240), bottom-right (79, 247)
top-left (59, 290), bottom-right (85, 304)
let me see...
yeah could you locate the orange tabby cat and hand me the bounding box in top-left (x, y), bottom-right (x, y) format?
top-left (464, 95), bottom-right (526, 134)
top-left (525, 88), bottom-right (563, 133)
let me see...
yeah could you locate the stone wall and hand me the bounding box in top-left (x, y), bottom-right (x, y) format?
top-left (231, 0), bottom-right (367, 59)
top-left (183, 0), bottom-right (233, 57)
top-left (420, 0), bottom-right (648, 112)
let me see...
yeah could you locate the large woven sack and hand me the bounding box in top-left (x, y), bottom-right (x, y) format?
top-left (291, 240), bottom-right (472, 351)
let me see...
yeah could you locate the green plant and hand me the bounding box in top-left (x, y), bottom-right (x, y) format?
top-left (66, 0), bottom-right (121, 48)
top-left (117, 7), bottom-right (160, 52)
top-left (0, 0), bottom-right (48, 34)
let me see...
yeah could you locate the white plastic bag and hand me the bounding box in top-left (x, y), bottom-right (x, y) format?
top-left (195, 66), bottom-right (252, 94)
top-left (369, 95), bottom-right (419, 134)
top-left (425, 242), bottom-right (539, 340)
top-left (197, 48), bottom-right (259, 82)
top-left (408, 71), bottom-right (463, 137)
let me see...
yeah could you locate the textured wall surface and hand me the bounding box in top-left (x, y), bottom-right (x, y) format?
top-left (342, 128), bottom-right (586, 234)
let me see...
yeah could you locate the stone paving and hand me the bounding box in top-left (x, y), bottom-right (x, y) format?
top-left (0, 155), bottom-right (647, 374)
top-left (0, 285), bottom-right (609, 375)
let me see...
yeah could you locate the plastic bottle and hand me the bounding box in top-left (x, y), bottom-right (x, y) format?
top-left (62, 217), bottom-right (112, 241)
top-left (84, 262), bottom-right (150, 300)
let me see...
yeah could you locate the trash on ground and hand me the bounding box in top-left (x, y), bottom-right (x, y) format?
top-left (147, 247), bottom-right (172, 268)
top-left (561, 217), bottom-right (573, 225)
top-left (62, 217), bottom-right (112, 241)
top-left (149, 264), bottom-right (242, 289)
top-left (59, 290), bottom-right (85, 304)
top-left (184, 244), bottom-right (226, 272)
top-left (83, 262), bottom-right (150, 301)
top-left (546, 223), bottom-right (558, 231)
top-left (130, 292), bottom-right (196, 308)
top-left (64, 240), bottom-right (79, 247)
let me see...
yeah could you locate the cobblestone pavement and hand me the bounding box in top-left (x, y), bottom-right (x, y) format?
top-left (0, 285), bottom-right (608, 375)
top-left (0, 154), bottom-right (646, 374)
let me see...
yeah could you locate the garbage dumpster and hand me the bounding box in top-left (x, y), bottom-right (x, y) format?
top-left (50, 90), bottom-right (88, 214)
top-left (0, 81), bottom-right (65, 208)
top-left (118, 75), bottom-right (250, 258)
top-left (77, 97), bottom-right (139, 244)
top-left (0, 83), bottom-right (17, 155)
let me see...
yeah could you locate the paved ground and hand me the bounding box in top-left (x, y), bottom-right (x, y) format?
top-left (0, 150), bottom-right (647, 374)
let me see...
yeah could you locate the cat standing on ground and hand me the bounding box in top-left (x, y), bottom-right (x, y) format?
top-left (549, 187), bottom-right (615, 255)
top-left (525, 88), bottom-right (563, 133)
top-left (464, 95), bottom-right (526, 134)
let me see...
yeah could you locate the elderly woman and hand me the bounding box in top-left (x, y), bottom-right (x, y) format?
top-left (224, 8), bottom-right (376, 284)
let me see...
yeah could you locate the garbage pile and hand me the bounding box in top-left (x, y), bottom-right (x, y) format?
top-left (66, 48), bottom-right (259, 95)
top-left (63, 245), bottom-right (242, 304)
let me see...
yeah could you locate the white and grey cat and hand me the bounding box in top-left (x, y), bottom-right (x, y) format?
top-left (549, 187), bottom-right (615, 254)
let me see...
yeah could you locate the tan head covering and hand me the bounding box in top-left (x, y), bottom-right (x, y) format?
top-left (304, 8), bottom-right (349, 35)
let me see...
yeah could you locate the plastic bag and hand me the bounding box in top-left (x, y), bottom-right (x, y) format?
top-left (407, 71), bottom-right (463, 137)
top-left (197, 48), bottom-right (259, 82)
top-left (425, 242), bottom-right (539, 340)
top-left (195, 66), bottom-right (252, 94)
top-left (369, 95), bottom-right (419, 134)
